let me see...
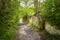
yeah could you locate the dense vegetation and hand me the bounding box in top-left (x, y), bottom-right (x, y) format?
top-left (41, 0), bottom-right (60, 29)
top-left (0, 0), bottom-right (60, 40)
top-left (0, 0), bottom-right (20, 40)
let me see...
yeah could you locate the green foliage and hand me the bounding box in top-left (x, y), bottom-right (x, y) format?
top-left (19, 7), bottom-right (34, 17)
top-left (0, 0), bottom-right (20, 40)
top-left (41, 0), bottom-right (60, 29)
top-left (19, 7), bottom-right (35, 23)
top-left (31, 24), bottom-right (40, 32)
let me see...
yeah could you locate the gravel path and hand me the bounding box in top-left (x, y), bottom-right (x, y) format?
top-left (17, 23), bottom-right (44, 40)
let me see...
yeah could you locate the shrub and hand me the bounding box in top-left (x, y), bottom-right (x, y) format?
top-left (0, 0), bottom-right (19, 40)
top-left (41, 0), bottom-right (60, 29)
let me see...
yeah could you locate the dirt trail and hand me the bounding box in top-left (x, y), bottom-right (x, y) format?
top-left (17, 23), bottom-right (44, 40)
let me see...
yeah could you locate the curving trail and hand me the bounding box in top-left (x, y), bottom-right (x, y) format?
top-left (17, 23), bottom-right (44, 40)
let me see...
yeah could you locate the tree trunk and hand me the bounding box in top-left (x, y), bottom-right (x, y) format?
top-left (34, 0), bottom-right (45, 30)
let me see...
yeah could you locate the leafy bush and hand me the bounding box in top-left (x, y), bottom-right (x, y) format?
top-left (0, 0), bottom-right (20, 40)
top-left (41, 0), bottom-right (60, 29)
